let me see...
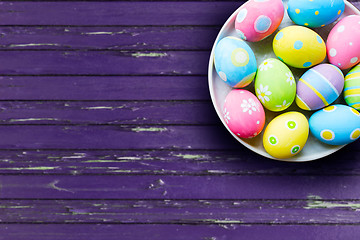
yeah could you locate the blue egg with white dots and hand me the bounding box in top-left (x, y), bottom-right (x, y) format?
top-left (287, 0), bottom-right (345, 28)
top-left (214, 36), bottom-right (257, 88)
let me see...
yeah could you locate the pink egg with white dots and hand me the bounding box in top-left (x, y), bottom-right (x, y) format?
top-left (327, 15), bottom-right (360, 70)
top-left (234, 0), bottom-right (284, 42)
top-left (223, 89), bottom-right (265, 138)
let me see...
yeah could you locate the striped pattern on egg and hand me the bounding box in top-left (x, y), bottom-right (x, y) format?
top-left (295, 64), bottom-right (344, 111)
top-left (344, 64), bottom-right (360, 110)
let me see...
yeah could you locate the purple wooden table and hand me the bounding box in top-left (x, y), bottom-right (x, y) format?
top-left (0, 0), bottom-right (359, 239)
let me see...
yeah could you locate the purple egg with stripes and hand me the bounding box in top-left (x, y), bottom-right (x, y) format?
top-left (295, 64), bottom-right (344, 111)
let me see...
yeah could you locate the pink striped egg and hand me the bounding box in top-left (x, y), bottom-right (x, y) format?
top-left (296, 64), bottom-right (344, 110)
top-left (223, 89), bottom-right (265, 138)
top-left (327, 15), bottom-right (360, 70)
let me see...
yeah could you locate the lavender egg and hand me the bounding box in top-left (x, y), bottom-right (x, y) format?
top-left (296, 64), bottom-right (344, 110)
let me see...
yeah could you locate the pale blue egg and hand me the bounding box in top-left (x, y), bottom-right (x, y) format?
top-left (287, 0), bottom-right (345, 28)
top-left (214, 36), bottom-right (257, 88)
top-left (309, 104), bottom-right (360, 145)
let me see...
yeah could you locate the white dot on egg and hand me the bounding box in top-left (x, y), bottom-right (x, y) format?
top-left (350, 42), bottom-right (353, 46)
top-left (351, 57), bottom-right (359, 64)
top-left (256, 121), bottom-right (260, 124)
top-left (337, 25), bottom-right (345, 32)
top-left (219, 71), bottom-right (227, 81)
top-left (329, 48), bottom-right (337, 57)
top-left (235, 51), bottom-right (248, 64)
top-left (236, 8), bottom-right (248, 23)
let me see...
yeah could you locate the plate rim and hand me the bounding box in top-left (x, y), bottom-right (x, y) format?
top-left (208, 0), bottom-right (360, 162)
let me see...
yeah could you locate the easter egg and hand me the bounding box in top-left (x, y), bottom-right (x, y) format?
top-left (296, 64), bottom-right (344, 111)
top-left (214, 36), bottom-right (257, 88)
top-left (263, 112), bottom-right (309, 159)
top-left (223, 89), bottom-right (265, 138)
top-left (254, 58), bottom-right (296, 111)
top-left (327, 15), bottom-right (360, 70)
top-left (273, 25), bottom-right (326, 68)
top-left (234, 0), bottom-right (284, 42)
top-left (309, 104), bottom-right (360, 145)
top-left (344, 64), bottom-right (360, 110)
top-left (287, 0), bottom-right (344, 28)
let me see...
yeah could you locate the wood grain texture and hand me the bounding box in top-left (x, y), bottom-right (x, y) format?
top-left (0, 148), bottom-right (359, 175)
top-left (0, 51), bottom-right (210, 75)
top-left (0, 76), bottom-right (210, 100)
top-left (1, 175), bottom-right (360, 199)
top-left (0, 0), bottom-right (359, 237)
top-left (0, 101), bottom-right (218, 125)
top-left (0, 199), bottom-right (360, 224)
top-left (0, 2), bottom-right (242, 26)
top-left (1, 225), bottom-right (360, 240)
top-left (0, 26), bottom-right (220, 50)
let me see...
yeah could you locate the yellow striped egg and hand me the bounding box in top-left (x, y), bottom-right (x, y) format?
top-left (344, 64), bottom-right (360, 110)
top-left (273, 26), bottom-right (326, 68)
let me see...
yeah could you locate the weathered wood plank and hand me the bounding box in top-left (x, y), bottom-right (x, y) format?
top-left (0, 199), bottom-right (360, 224)
top-left (0, 51), bottom-right (208, 75)
top-left (0, 2), bottom-right (242, 26)
top-left (1, 175), bottom-right (360, 199)
top-left (0, 76), bottom-right (210, 100)
top-left (0, 101), bottom-right (217, 125)
top-left (0, 26), bottom-right (219, 50)
top-left (0, 148), bottom-right (358, 175)
top-left (0, 125), bottom-right (239, 149)
top-left (0, 1), bottom-right (358, 26)
top-left (1, 225), bottom-right (360, 240)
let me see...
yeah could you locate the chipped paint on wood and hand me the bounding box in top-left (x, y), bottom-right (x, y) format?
top-left (131, 127), bottom-right (167, 132)
top-left (8, 118), bottom-right (60, 122)
top-left (173, 154), bottom-right (205, 159)
top-left (131, 52), bottom-right (167, 58)
top-left (305, 200), bottom-right (360, 210)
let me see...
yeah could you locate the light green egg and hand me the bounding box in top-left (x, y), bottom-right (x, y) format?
top-left (255, 58), bottom-right (296, 111)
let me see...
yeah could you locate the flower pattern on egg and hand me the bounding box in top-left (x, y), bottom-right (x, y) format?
top-left (286, 72), bottom-right (295, 86)
top-left (241, 98), bottom-right (258, 115)
top-left (256, 84), bottom-right (272, 103)
top-left (259, 59), bottom-right (274, 71)
top-left (275, 100), bottom-right (291, 109)
top-left (223, 108), bottom-right (231, 124)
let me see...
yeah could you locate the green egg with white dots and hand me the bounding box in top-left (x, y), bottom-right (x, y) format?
top-left (255, 58), bottom-right (296, 111)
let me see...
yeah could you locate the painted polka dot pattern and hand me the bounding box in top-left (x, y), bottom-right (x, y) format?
top-left (231, 48), bottom-right (249, 67)
top-left (236, 8), bottom-right (247, 23)
top-left (254, 15), bottom-right (272, 33)
top-left (214, 36), bottom-right (257, 88)
top-left (350, 129), bottom-right (360, 140)
top-left (234, 0), bottom-right (284, 42)
top-left (287, 120), bottom-right (297, 130)
top-left (310, 104), bottom-right (360, 145)
top-left (273, 26), bottom-right (326, 69)
top-left (294, 41), bottom-right (303, 50)
top-left (269, 135), bottom-right (278, 145)
top-left (291, 145), bottom-right (300, 154)
top-left (327, 15), bottom-right (360, 70)
top-left (321, 129), bottom-right (335, 141)
top-left (287, 0), bottom-right (344, 28)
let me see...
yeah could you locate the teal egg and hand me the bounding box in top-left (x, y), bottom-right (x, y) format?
top-left (287, 0), bottom-right (344, 28)
top-left (214, 36), bottom-right (257, 88)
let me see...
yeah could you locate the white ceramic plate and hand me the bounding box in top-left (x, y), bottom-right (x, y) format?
top-left (208, 0), bottom-right (360, 162)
